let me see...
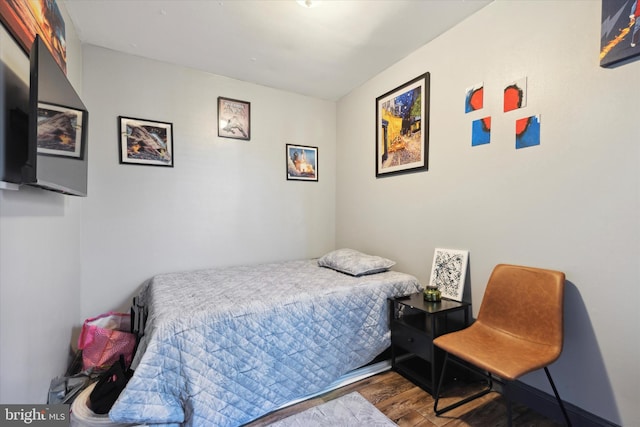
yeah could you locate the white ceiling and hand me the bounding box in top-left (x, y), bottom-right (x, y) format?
top-left (62, 0), bottom-right (492, 101)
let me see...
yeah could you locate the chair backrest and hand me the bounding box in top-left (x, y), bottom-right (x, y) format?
top-left (476, 264), bottom-right (565, 350)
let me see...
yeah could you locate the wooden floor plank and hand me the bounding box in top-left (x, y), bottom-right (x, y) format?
top-left (378, 386), bottom-right (434, 423)
top-left (243, 370), bottom-right (562, 427)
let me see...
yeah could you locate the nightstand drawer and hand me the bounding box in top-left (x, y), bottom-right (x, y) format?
top-left (391, 321), bottom-right (432, 360)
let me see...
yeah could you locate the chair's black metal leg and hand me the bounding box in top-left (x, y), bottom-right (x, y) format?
top-left (545, 367), bottom-right (572, 427)
top-left (504, 381), bottom-right (513, 427)
top-left (434, 353), bottom-right (493, 416)
top-left (433, 352), bottom-right (449, 414)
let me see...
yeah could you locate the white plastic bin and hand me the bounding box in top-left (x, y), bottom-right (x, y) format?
top-left (70, 382), bottom-right (139, 427)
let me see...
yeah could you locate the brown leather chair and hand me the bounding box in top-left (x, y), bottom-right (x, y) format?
top-left (432, 264), bottom-right (572, 426)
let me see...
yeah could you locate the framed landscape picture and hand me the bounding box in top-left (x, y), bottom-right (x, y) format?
top-left (119, 116), bottom-right (174, 167)
top-left (0, 0), bottom-right (67, 72)
top-left (286, 144), bottom-right (318, 181)
top-left (376, 72), bottom-right (429, 177)
top-left (218, 97), bottom-right (250, 140)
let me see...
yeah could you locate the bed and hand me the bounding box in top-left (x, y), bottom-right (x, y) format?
top-left (109, 249), bottom-right (422, 427)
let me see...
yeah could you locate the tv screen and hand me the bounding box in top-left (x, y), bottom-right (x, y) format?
top-left (0, 23), bottom-right (29, 187)
top-left (23, 34), bottom-right (89, 196)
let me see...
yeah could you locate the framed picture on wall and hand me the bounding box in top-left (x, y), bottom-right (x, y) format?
top-left (0, 0), bottom-right (67, 73)
top-left (428, 248), bottom-right (469, 302)
top-left (218, 97), bottom-right (251, 140)
top-left (118, 116), bottom-right (174, 167)
top-left (36, 102), bottom-right (84, 159)
top-left (375, 72), bottom-right (430, 177)
top-left (600, 0), bottom-right (640, 67)
top-left (286, 144), bottom-right (318, 181)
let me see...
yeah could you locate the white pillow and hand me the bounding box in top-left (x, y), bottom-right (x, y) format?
top-left (317, 248), bottom-right (395, 276)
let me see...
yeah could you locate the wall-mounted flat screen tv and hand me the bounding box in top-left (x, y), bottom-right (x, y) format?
top-left (22, 34), bottom-right (89, 196)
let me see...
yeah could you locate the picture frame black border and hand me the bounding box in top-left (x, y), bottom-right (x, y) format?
top-left (217, 96), bottom-right (251, 141)
top-left (375, 72), bottom-right (430, 178)
top-left (118, 115), bottom-right (174, 168)
top-left (286, 143), bottom-right (319, 182)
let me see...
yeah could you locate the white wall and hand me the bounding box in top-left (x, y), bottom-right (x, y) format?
top-left (2, 2), bottom-right (638, 424)
top-left (0, 4), bottom-right (85, 403)
top-left (336, 1), bottom-right (639, 425)
top-left (79, 46), bottom-right (336, 319)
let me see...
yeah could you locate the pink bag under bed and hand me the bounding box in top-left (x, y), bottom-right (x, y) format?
top-left (77, 312), bottom-right (136, 371)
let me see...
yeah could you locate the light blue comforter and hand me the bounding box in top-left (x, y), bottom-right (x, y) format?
top-left (109, 259), bottom-right (421, 426)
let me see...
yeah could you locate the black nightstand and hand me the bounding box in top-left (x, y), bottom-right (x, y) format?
top-left (389, 293), bottom-right (470, 396)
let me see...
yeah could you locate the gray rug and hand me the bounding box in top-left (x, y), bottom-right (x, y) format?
top-left (266, 392), bottom-right (397, 427)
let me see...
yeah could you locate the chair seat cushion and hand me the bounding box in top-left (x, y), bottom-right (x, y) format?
top-left (433, 320), bottom-right (562, 381)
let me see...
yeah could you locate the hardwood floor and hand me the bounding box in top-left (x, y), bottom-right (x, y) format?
top-left (244, 370), bottom-right (563, 427)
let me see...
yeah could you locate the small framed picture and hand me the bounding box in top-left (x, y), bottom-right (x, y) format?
top-left (36, 102), bottom-right (85, 159)
top-left (118, 116), bottom-right (174, 167)
top-left (218, 97), bottom-right (250, 140)
top-left (428, 248), bottom-right (469, 302)
top-left (286, 144), bottom-right (318, 182)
